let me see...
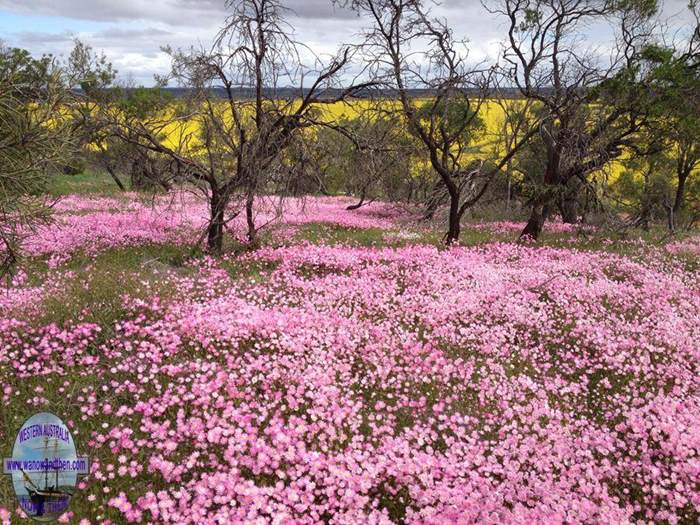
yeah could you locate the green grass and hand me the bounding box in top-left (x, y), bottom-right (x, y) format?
top-left (295, 223), bottom-right (389, 246)
top-left (36, 243), bottom-right (201, 329)
top-left (292, 222), bottom-right (499, 248)
top-left (455, 228), bottom-right (506, 246)
top-left (47, 170), bottom-right (125, 197)
top-left (219, 258), bottom-right (280, 282)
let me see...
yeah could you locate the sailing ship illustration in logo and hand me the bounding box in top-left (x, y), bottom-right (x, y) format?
top-left (3, 413), bottom-right (89, 522)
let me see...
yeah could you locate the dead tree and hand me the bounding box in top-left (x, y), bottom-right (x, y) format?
top-left (341, 0), bottom-right (537, 244)
top-left (98, 0), bottom-right (373, 254)
top-left (488, 0), bottom-right (660, 240)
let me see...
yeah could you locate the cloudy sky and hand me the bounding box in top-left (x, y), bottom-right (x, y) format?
top-left (0, 0), bottom-right (694, 86)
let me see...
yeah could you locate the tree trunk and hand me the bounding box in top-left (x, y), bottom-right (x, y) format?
top-left (245, 190), bottom-right (256, 245)
top-left (581, 185), bottom-right (593, 224)
top-left (446, 193), bottom-right (460, 244)
top-left (673, 170), bottom-right (688, 214)
top-left (104, 164), bottom-right (126, 192)
top-left (638, 170), bottom-right (652, 232)
top-left (207, 190), bottom-right (227, 255)
top-left (521, 146), bottom-right (560, 241)
top-left (520, 201), bottom-right (551, 241)
top-left (666, 202), bottom-right (675, 234)
top-left (346, 188), bottom-right (366, 210)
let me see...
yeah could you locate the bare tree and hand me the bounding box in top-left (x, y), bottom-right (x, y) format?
top-left (340, 0), bottom-right (537, 243)
top-left (96, 0), bottom-right (374, 254)
top-left (488, 0), bottom-right (661, 239)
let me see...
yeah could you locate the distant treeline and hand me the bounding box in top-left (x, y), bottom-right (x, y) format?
top-left (76, 86), bottom-right (530, 100)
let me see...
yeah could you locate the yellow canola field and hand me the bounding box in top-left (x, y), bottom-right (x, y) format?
top-left (152, 98), bottom-right (629, 182)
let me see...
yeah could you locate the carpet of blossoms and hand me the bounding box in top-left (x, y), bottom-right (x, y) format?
top-left (1, 194), bottom-right (699, 524)
top-left (25, 194), bottom-right (413, 262)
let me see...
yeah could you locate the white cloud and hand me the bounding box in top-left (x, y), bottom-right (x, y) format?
top-left (1, 0), bottom-right (695, 86)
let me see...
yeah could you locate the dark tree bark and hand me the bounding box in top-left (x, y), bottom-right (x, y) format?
top-left (581, 185), bottom-right (595, 224)
top-left (342, 0), bottom-right (535, 245)
top-left (520, 144), bottom-right (561, 240)
top-left (521, 202), bottom-right (552, 240)
top-left (673, 170), bottom-right (688, 214)
top-left (558, 178), bottom-right (582, 223)
top-left (498, 0), bottom-right (657, 241)
top-left (207, 189), bottom-right (228, 255)
top-left (245, 189), bottom-right (256, 245)
top-left (97, 0), bottom-right (375, 257)
top-left (446, 193), bottom-right (461, 244)
top-left (665, 202), bottom-right (676, 234)
top-left (104, 164), bottom-right (126, 192)
top-left (346, 188), bottom-right (367, 210)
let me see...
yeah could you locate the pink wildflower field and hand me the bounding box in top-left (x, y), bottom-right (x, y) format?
top-left (1, 194), bottom-right (699, 524)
